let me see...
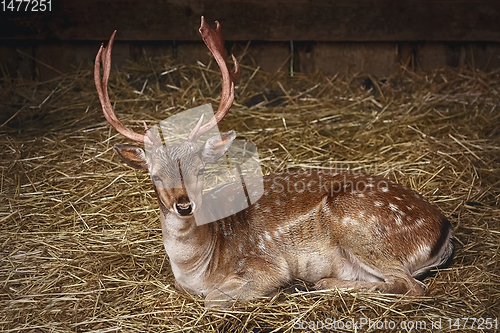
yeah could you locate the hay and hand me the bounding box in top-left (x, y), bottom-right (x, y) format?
top-left (1, 51), bottom-right (499, 332)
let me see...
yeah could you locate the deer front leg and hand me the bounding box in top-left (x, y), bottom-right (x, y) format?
top-left (314, 269), bottom-right (426, 296)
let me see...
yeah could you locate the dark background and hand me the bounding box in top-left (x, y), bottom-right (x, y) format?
top-left (1, 0), bottom-right (500, 80)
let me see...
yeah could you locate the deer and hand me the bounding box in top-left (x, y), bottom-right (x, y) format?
top-left (94, 17), bottom-right (454, 308)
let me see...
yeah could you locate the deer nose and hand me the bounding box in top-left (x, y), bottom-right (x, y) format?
top-left (174, 201), bottom-right (195, 216)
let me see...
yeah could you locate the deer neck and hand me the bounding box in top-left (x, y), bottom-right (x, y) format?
top-left (159, 208), bottom-right (216, 276)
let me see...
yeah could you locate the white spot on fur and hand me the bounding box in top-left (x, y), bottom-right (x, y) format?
top-left (388, 203), bottom-right (399, 212)
top-left (342, 216), bottom-right (356, 226)
top-left (278, 226), bottom-right (287, 235)
top-left (381, 187), bottom-right (389, 192)
top-left (374, 201), bottom-right (383, 207)
top-left (395, 215), bottom-right (403, 225)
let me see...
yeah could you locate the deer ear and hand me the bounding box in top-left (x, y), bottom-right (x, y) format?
top-left (114, 144), bottom-right (148, 170)
top-left (201, 130), bottom-right (236, 164)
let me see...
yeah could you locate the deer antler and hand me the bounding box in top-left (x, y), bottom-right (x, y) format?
top-left (94, 31), bottom-right (154, 145)
top-left (187, 17), bottom-right (240, 142)
top-left (95, 18), bottom-right (238, 145)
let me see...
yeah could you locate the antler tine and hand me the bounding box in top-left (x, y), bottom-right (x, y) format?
top-left (188, 17), bottom-right (240, 142)
top-left (95, 31), bottom-right (152, 145)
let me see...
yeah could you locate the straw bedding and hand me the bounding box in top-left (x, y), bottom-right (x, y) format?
top-left (1, 53), bottom-right (499, 332)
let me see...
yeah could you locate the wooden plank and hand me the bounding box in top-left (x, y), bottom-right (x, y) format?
top-left (0, 43), bottom-right (34, 78)
top-left (3, 41), bottom-right (500, 80)
top-left (1, 0), bottom-right (499, 42)
top-left (297, 43), bottom-right (398, 77)
top-left (231, 42), bottom-right (291, 73)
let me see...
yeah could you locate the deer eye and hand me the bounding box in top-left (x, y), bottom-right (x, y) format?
top-left (197, 168), bottom-right (205, 176)
top-left (152, 175), bottom-right (162, 183)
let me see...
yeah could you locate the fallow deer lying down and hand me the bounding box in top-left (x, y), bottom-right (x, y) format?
top-left (95, 17), bottom-right (453, 308)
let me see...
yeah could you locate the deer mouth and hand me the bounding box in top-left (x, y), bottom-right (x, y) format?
top-left (173, 201), bottom-right (195, 217)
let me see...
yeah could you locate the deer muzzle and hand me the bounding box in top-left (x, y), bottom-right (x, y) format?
top-left (173, 196), bottom-right (195, 217)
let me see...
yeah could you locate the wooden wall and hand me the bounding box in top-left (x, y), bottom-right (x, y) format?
top-left (1, 0), bottom-right (500, 80)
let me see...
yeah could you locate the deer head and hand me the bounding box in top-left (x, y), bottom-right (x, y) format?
top-left (94, 17), bottom-right (239, 219)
